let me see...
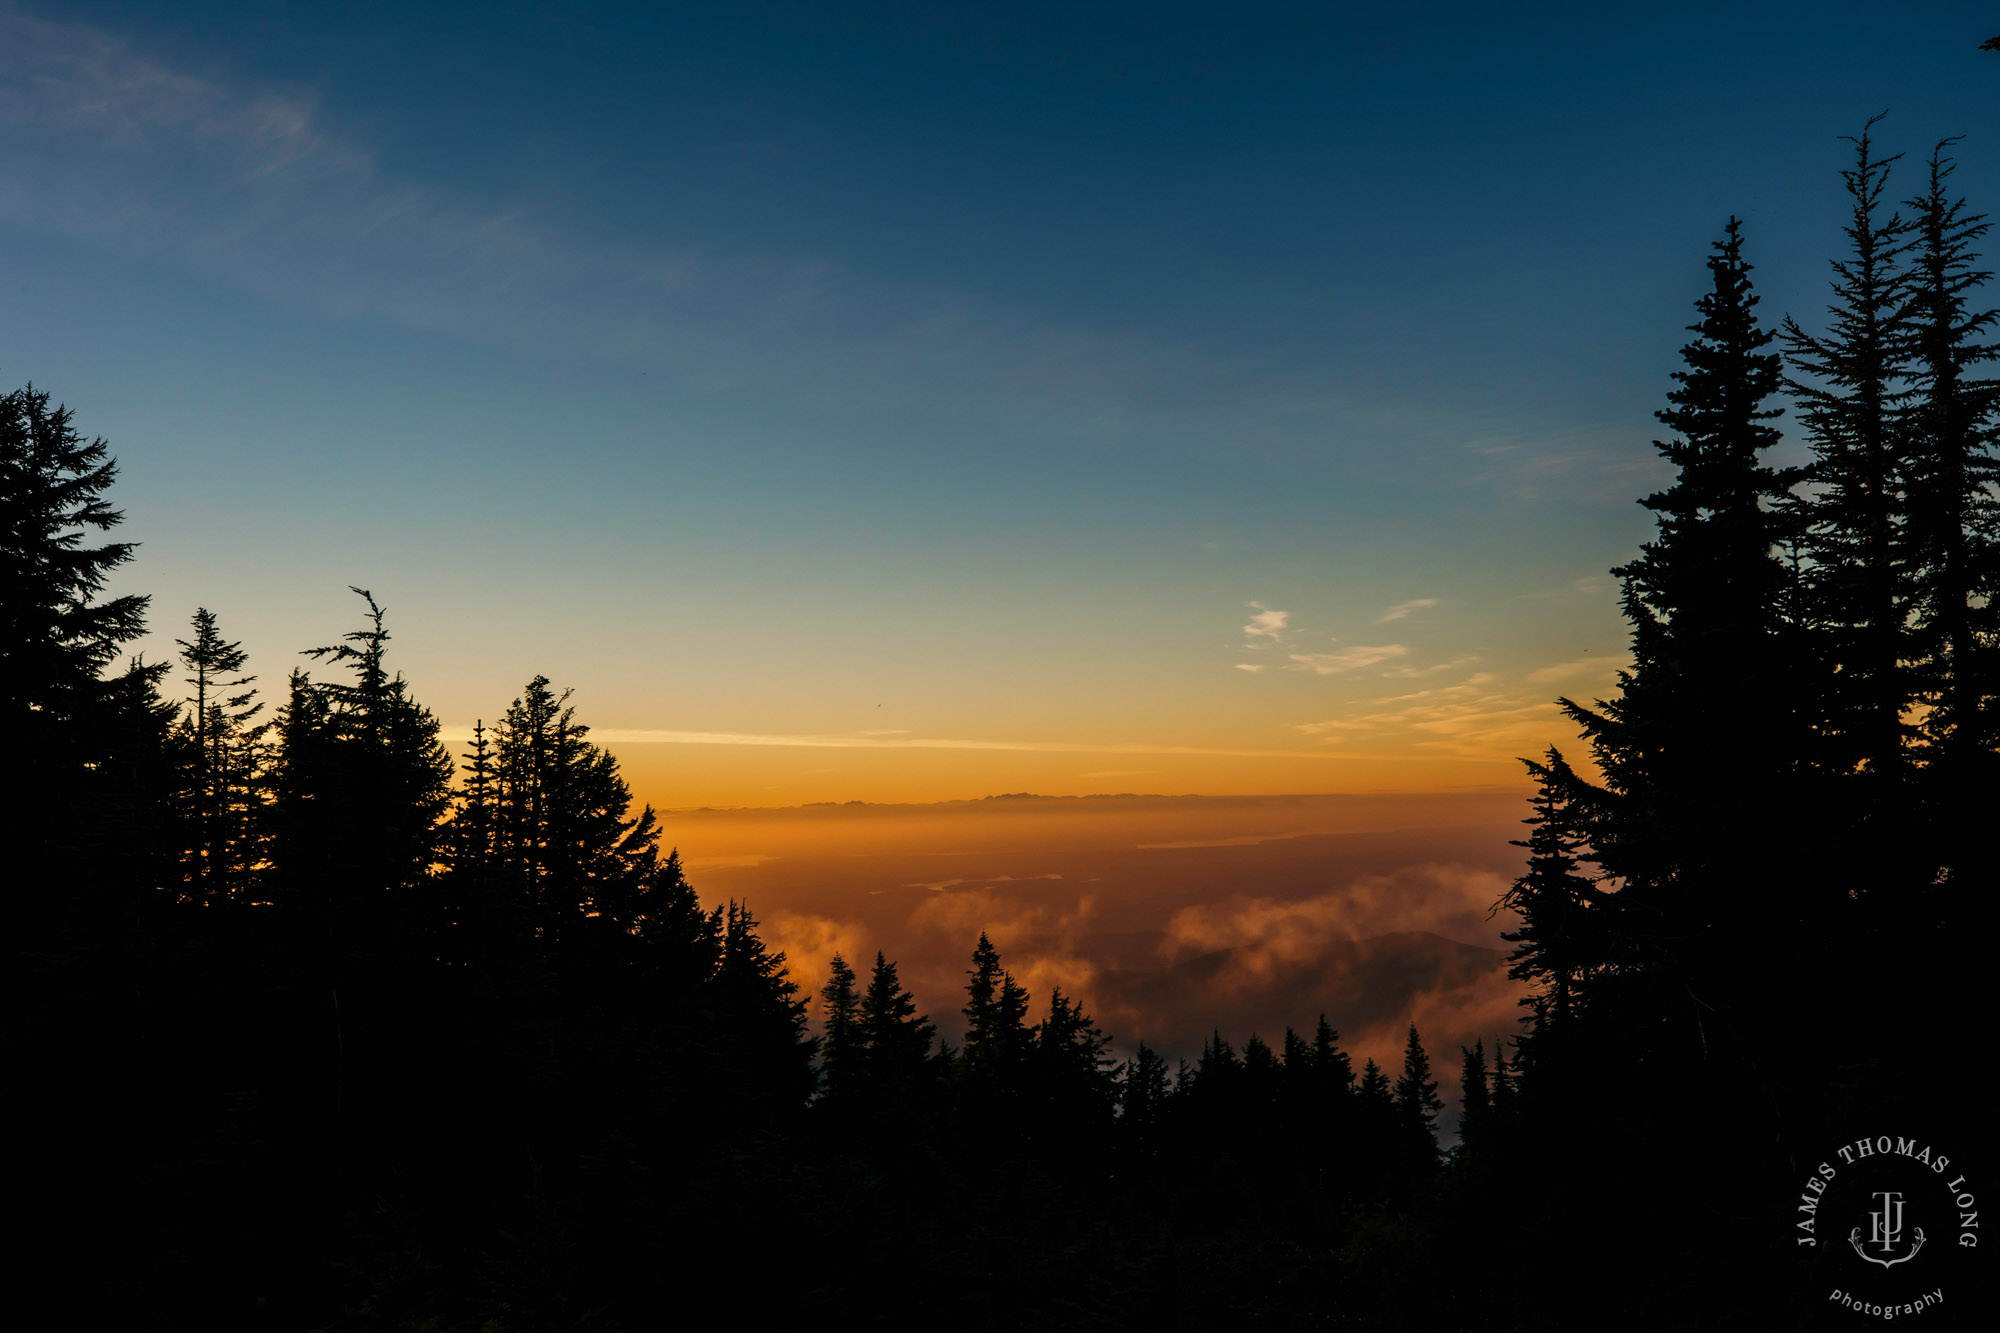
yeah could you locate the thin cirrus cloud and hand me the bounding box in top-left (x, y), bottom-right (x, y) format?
top-left (0, 8), bottom-right (1423, 442)
top-left (0, 10), bottom-right (690, 356)
top-left (0, 10), bottom-right (1133, 403)
top-left (1374, 597), bottom-right (1438, 624)
top-left (1524, 656), bottom-right (1619, 684)
top-left (1286, 645), bottom-right (1409, 675)
top-left (1518, 576), bottom-right (1612, 601)
top-left (1238, 601), bottom-right (1409, 677)
top-left (1294, 671), bottom-right (1573, 760)
top-left (1380, 655), bottom-right (1481, 680)
top-left (442, 726), bottom-right (1344, 762)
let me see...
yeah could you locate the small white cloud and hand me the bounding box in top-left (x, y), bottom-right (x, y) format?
top-left (1234, 663), bottom-right (1266, 673)
top-left (1375, 598), bottom-right (1438, 624)
top-left (1243, 603), bottom-right (1289, 640)
top-left (1286, 645), bottom-right (1408, 675)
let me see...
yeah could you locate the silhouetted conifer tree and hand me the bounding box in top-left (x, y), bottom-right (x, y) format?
top-left (860, 950), bottom-right (936, 1085)
top-left (1119, 1041), bottom-right (1170, 1154)
top-left (1241, 1032), bottom-right (1280, 1117)
top-left (1311, 1014), bottom-right (1353, 1094)
top-left (818, 953), bottom-right (863, 1101)
top-left (1558, 216), bottom-right (1808, 1016)
top-left (269, 590), bottom-right (452, 941)
top-left (962, 931), bottom-right (1035, 1085)
top-left (1354, 1056), bottom-right (1396, 1164)
top-left (1456, 1039), bottom-right (1489, 1153)
top-left (487, 675), bottom-right (665, 949)
top-left (1281, 1025), bottom-right (1310, 1075)
top-left (1901, 141), bottom-right (2000, 879)
top-left (1035, 985), bottom-right (1115, 1113)
top-left (1393, 1024), bottom-right (1443, 1152)
top-left (437, 719), bottom-right (519, 960)
top-left (1498, 748), bottom-right (1612, 1040)
top-left (1782, 118), bottom-right (1919, 789)
top-left (1489, 1037), bottom-right (1517, 1120)
top-left (713, 900), bottom-right (816, 1111)
top-left (1191, 1029), bottom-right (1243, 1094)
top-left (1, 384), bottom-right (157, 914)
top-left (174, 608), bottom-right (268, 902)
top-left (1582, 225), bottom-right (1793, 744)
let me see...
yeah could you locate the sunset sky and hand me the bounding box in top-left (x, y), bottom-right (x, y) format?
top-left (4, 5), bottom-right (1996, 1073)
top-left (4, 3), bottom-right (1990, 808)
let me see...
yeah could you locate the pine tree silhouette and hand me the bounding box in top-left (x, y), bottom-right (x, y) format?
top-left (1782, 117), bottom-right (1919, 789)
top-left (860, 950), bottom-right (936, 1087)
top-left (269, 590), bottom-right (453, 943)
top-left (1, 384), bottom-right (156, 918)
top-left (1393, 1024), bottom-right (1443, 1160)
top-left (1456, 1039), bottom-right (1489, 1155)
top-left (174, 608), bottom-right (268, 902)
top-left (818, 952), bottom-right (863, 1102)
top-left (1901, 141), bottom-right (2000, 885)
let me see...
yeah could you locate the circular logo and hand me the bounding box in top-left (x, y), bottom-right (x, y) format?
top-left (1796, 1134), bottom-right (1979, 1322)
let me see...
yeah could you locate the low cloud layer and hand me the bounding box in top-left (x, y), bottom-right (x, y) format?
top-left (666, 793), bottom-right (1530, 1100)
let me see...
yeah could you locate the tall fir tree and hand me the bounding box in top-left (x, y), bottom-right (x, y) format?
top-left (1311, 1014), bottom-right (1354, 1094)
top-left (267, 590), bottom-right (453, 942)
top-left (1901, 141), bottom-right (2000, 872)
top-left (818, 953), bottom-right (863, 1101)
top-left (962, 931), bottom-right (1035, 1085)
top-left (486, 675), bottom-right (666, 950)
top-left (712, 900), bottom-right (817, 1113)
top-left (1782, 118), bottom-right (1919, 792)
top-left (1559, 217), bottom-right (1803, 968)
top-left (1489, 1037), bottom-right (1517, 1121)
top-left (1, 384), bottom-right (157, 915)
top-left (1456, 1039), bottom-right (1490, 1154)
top-left (1392, 1024), bottom-right (1443, 1154)
top-left (859, 950), bottom-right (936, 1086)
top-left (1498, 748), bottom-right (1613, 1040)
top-left (1119, 1041), bottom-right (1171, 1154)
top-left (1034, 984), bottom-right (1116, 1119)
top-left (174, 608), bottom-right (267, 903)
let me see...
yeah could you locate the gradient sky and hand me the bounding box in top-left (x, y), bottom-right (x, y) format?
top-left (4, 3), bottom-right (1996, 806)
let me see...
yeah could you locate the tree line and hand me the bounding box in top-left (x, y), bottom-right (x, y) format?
top-left (4, 386), bottom-right (1487, 1327)
top-left (6, 118), bottom-right (1992, 1329)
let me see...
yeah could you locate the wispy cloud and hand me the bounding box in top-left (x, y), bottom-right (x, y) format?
top-left (0, 10), bottom-right (1203, 418)
top-left (1374, 597), bottom-right (1438, 624)
top-left (1525, 655), bottom-right (1621, 684)
top-left (1286, 645), bottom-right (1408, 675)
top-left (1293, 670), bottom-right (1577, 760)
top-left (1234, 663), bottom-right (1266, 673)
top-left (1463, 426), bottom-right (1670, 503)
top-left (1380, 655), bottom-right (1481, 679)
top-left (441, 726), bottom-right (1342, 761)
top-left (0, 10), bottom-right (696, 359)
top-left (1518, 576), bottom-right (1612, 602)
top-left (1, 9), bottom-right (1452, 449)
top-left (907, 873), bottom-right (1064, 892)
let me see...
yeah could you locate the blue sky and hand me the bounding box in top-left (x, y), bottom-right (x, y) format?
top-left (3, 2), bottom-right (1995, 804)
